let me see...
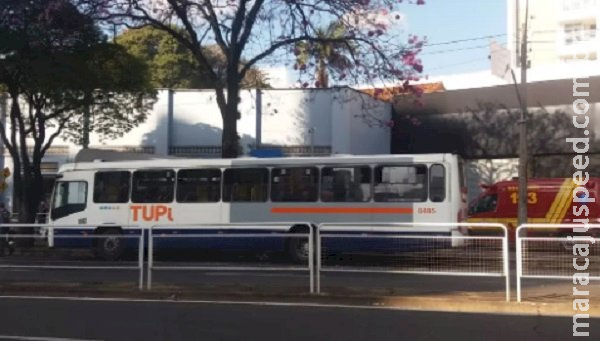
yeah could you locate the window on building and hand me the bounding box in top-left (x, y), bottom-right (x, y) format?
top-left (321, 166), bottom-right (371, 202)
top-left (374, 165), bottom-right (428, 202)
top-left (94, 171), bottom-right (130, 203)
top-left (176, 169), bottom-right (221, 203)
top-left (564, 22), bottom-right (597, 45)
top-left (429, 164), bottom-right (446, 202)
top-left (271, 167), bottom-right (318, 202)
top-left (223, 168), bottom-right (269, 202)
top-left (563, 0), bottom-right (598, 11)
top-left (131, 170), bottom-right (175, 203)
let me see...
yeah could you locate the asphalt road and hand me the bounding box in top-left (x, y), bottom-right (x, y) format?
top-left (0, 296), bottom-right (595, 341)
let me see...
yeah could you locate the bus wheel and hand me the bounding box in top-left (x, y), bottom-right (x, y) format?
top-left (94, 227), bottom-right (124, 261)
top-left (287, 225), bottom-right (311, 263)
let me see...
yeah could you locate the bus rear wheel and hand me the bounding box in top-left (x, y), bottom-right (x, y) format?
top-left (93, 227), bottom-right (124, 261)
top-left (286, 225), bottom-right (311, 263)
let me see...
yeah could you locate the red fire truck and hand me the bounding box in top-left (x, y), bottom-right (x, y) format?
top-left (465, 177), bottom-right (600, 241)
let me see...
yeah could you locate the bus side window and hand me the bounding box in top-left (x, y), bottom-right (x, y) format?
top-left (374, 165), bottom-right (428, 202)
top-left (271, 167), bottom-right (318, 202)
top-left (131, 170), bottom-right (175, 203)
top-left (94, 171), bottom-right (130, 203)
top-left (321, 166), bottom-right (371, 202)
top-left (429, 164), bottom-right (445, 202)
top-left (176, 169), bottom-right (221, 203)
top-left (223, 168), bottom-right (268, 202)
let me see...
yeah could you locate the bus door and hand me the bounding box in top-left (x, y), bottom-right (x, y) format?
top-left (92, 171), bottom-right (133, 227)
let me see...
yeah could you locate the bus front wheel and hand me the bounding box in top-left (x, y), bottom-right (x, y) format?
top-left (93, 227), bottom-right (124, 261)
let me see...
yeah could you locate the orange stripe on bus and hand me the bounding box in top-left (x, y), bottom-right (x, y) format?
top-left (271, 207), bottom-right (413, 214)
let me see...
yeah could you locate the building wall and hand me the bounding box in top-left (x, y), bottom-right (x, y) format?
top-left (347, 90), bottom-right (392, 155)
top-left (260, 89), bottom-right (334, 148)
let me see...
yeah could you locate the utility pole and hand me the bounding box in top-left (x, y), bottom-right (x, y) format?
top-left (255, 88), bottom-right (262, 150)
top-left (0, 92), bottom-right (6, 203)
top-left (517, 0), bottom-right (529, 226)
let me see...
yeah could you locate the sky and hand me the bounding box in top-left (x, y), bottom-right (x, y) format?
top-left (264, 0), bottom-right (508, 87)
top-left (404, 0), bottom-right (507, 78)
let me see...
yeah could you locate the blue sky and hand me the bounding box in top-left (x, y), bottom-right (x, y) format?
top-left (395, 0), bottom-right (507, 77)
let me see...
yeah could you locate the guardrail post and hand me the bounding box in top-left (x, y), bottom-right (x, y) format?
top-left (316, 223), bottom-right (321, 294)
top-left (309, 224), bottom-right (314, 294)
top-left (147, 226), bottom-right (153, 291)
top-left (502, 224), bottom-right (510, 302)
top-left (138, 228), bottom-right (144, 290)
top-left (516, 225), bottom-right (523, 303)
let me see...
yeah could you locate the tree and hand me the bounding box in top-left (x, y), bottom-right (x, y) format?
top-left (99, 0), bottom-right (426, 158)
top-left (0, 0), bottom-right (156, 222)
top-left (294, 21), bottom-right (355, 88)
top-left (115, 26), bottom-right (212, 88)
top-left (115, 26), bottom-right (270, 89)
top-left (61, 42), bottom-right (157, 147)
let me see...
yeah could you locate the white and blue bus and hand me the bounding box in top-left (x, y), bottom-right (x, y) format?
top-left (47, 153), bottom-right (467, 261)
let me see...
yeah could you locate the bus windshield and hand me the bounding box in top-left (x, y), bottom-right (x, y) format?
top-left (50, 181), bottom-right (87, 220)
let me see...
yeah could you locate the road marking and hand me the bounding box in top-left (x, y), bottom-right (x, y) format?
top-left (0, 294), bottom-right (423, 311)
top-left (0, 294), bottom-right (517, 316)
top-left (0, 335), bottom-right (101, 341)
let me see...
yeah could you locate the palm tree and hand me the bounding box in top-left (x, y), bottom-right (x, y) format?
top-left (295, 21), bottom-right (355, 88)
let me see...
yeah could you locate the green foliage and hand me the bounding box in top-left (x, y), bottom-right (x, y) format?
top-left (295, 21), bottom-right (355, 88)
top-left (0, 0), bottom-right (155, 221)
top-left (116, 26), bottom-right (269, 89)
top-left (115, 26), bottom-right (209, 89)
top-left (61, 43), bottom-right (157, 145)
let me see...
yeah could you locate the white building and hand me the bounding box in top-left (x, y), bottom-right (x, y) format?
top-left (507, 0), bottom-right (599, 70)
top-left (0, 87), bottom-right (392, 207)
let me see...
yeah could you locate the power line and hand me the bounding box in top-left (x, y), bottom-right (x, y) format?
top-left (426, 57), bottom-right (489, 72)
top-left (422, 33), bottom-right (507, 47)
top-left (421, 41), bottom-right (507, 56)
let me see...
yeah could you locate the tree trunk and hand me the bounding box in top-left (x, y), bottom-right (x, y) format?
top-left (82, 90), bottom-right (92, 148)
top-left (221, 103), bottom-right (239, 158)
top-left (221, 82), bottom-right (241, 158)
top-left (7, 92), bottom-right (23, 220)
top-left (25, 170), bottom-right (43, 223)
top-left (317, 59), bottom-right (328, 88)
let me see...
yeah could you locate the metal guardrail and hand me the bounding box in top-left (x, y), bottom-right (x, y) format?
top-left (516, 223), bottom-right (600, 302)
top-left (0, 224), bottom-right (144, 290)
top-left (316, 222), bottom-right (510, 302)
top-left (0, 221), bottom-right (516, 300)
top-left (147, 222), bottom-right (315, 293)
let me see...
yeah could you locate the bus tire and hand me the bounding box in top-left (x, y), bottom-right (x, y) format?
top-left (93, 227), bottom-right (124, 261)
top-left (286, 225), bottom-right (311, 263)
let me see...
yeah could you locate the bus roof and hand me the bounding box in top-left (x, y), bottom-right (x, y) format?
top-left (57, 153), bottom-right (459, 173)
